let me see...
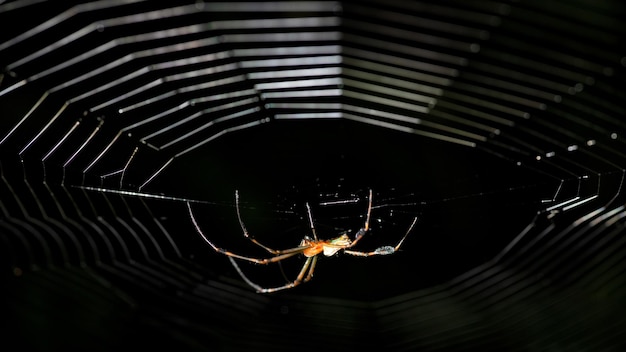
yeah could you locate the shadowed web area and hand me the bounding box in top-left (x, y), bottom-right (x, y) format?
top-left (1, 1), bottom-right (625, 351)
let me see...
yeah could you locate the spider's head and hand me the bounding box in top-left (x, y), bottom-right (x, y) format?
top-left (300, 236), bottom-right (314, 246)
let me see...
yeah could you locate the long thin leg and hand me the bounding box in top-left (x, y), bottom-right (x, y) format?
top-left (229, 255), bottom-right (318, 293)
top-left (235, 191), bottom-right (299, 282)
top-left (235, 190), bottom-right (290, 254)
top-left (364, 188), bottom-right (373, 231)
top-left (344, 216), bottom-right (418, 257)
top-left (305, 202), bottom-right (318, 240)
top-left (304, 254), bottom-right (318, 282)
top-left (228, 257), bottom-right (265, 292)
top-left (349, 188), bottom-right (373, 247)
top-left (392, 216), bottom-right (418, 251)
top-left (188, 201), bottom-right (308, 264)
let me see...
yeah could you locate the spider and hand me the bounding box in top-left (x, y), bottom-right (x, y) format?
top-left (186, 189), bottom-right (418, 293)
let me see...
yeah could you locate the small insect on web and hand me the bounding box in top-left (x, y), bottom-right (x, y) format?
top-left (186, 189), bottom-right (419, 293)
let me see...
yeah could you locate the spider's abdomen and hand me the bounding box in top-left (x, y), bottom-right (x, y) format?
top-left (322, 234), bottom-right (352, 256)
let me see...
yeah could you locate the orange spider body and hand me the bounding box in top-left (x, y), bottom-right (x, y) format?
top-left (301, 234), bottom-right (352, 257)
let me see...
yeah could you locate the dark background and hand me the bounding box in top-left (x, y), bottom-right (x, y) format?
top-left (1, 1), bottom-right (625, 351)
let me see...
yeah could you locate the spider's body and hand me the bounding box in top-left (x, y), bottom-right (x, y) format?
top-left (187, 189), bottom-right (417, 293)
top-left (301, 234), bottom-right (352, 257)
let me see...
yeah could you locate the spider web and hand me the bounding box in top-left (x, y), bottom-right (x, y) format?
top-left (2, 1), bottom-right (626, 351)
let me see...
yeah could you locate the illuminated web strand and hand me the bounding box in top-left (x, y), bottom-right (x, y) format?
top-left (0, 92), bottom-right (48, 146)
top-left (343, 113), bottom-right (477, 147)
top-left (20, 25), bottom-right (211, 86)
top-left (41, 120), bottom-right (82, 183)
top-left (119, 146), bottom-right (138, 189)
top-left (138, 94), bottom-right (258, 144)
top-left (42, 120), bottom-right (81, 163)
top-left (77, 186), bottom-right (212, 205)
top-left (5, 4), bottom-right (199, 71)
top-left (137, 118), bottom-right (268, 191)
top-left (18, 102), bottom-right (68, 156)
top-left (0, 0), bottom-right (149, 51)
top-left (61, 120), bottom-right (104, 186)
top-left (63, 119), bottom-right (104, 168)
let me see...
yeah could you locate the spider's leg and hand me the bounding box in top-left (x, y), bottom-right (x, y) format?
top-left (343, 248), bottom-right (392, 257)
top-left (304, 254), bottom-right (318, 282)
top-left (305, 202), bottom-right (318, 240)
top-left (344, 216), bottom-right (418, 257)
top-left (188, 201), bottom-right (308, 264)
top-left (364, 188), bottom-right (373, 232)
top-left (392, 216), bottom-right (418, 251)
top-left (262, 255), bottom-right (318, 293)
top-left (228, 257), bottom-right (265, 292)
top-left (235, 190), bottom-right (292, 254)
top-left (350, 188), bottom-right (373, 247)
top-left (229, 255), bottom-right (318, 293)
